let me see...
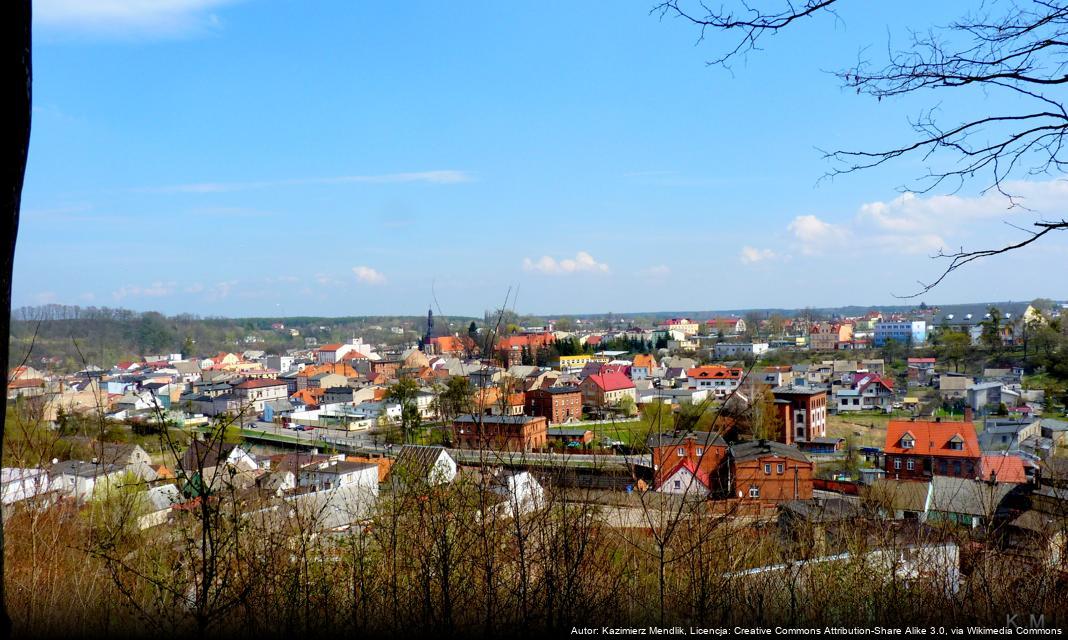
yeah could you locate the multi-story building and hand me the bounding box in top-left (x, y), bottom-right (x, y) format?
top-left (873, 320), bottom-right (927, 347)
top-left (706, 317), bottom-right (747, 335)
top-left (579, 371), bottom-right (637, 408)
top-left (713, 342), bottom-right (770, 359)
top-left (808, 322), bottom-right (854, 351)
top-left (525, 386), bottom-right (583, 424)
top-left (832, 373), bottom-right (895, 413)
top-left (657, 318), bottom-right (700, 336)
top-left (231, 379), bottom-right (289, 413)
top-left (883, 419), bottom-right (981, 480)
top-left (452, 414), bottom-right (548, 452)
top-left (685, 366), bottom-right (744, 398)
top-left (772, 385), bottom-right (828, 445)
top-left (729, 440), bottom-right (813, 502)
top-left (630, 353), bottom-right (657, 380)
top-left (648, 431), bottom-right (729, 496)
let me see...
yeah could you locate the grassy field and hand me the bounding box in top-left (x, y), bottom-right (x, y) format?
top-left (826, 413), bottom-right (891, 448)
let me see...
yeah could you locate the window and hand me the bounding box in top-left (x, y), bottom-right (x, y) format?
top-left (677, 447), bottom-right (684, 457)
top-left (776, 463), bottom-right (784, 474)
top-left (906, 460), bottom-right (914, 471)
top-left (674, 480), bottom-right (681, 489)
top-left (749, 485), bottom-right (760, 498)
top-left (894, 459), bottom-right (902, 470)
top-left (900, 436), bottom-right (914, 449)
top-left (764, 463), bottom-right (772, 474)
top-left (696, 447), bottom-right (703, 456)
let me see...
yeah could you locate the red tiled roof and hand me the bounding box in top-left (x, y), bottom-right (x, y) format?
top-left (585, 371), bottom-right (635, 392)
top-left (662, 458), bottom-right (711, 490)
top-left (980, 455), bottom-right (1028, 484)
top-left (884, 420), bottom-right (980, 458)
top-left (857, 373), bottom-right (894, 392)
top-left (9, 378), bottom-right (45, 389)
top-left (686, 366), bottom-right (743, 380)
top-left (317, 343), bottom-right (344, 352)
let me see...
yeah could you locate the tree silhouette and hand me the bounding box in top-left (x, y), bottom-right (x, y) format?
top-left (656, 0), bottom-right (1068, 294)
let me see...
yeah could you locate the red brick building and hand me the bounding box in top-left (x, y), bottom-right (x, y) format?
top-left (771, 385), bottom-right (828, 445)
top-left (730, 440), bottom-right (814, 502)
top-left (648, 431), bottom-right (728, 492)
top-left (452, 414), bottom-right (548, 452)
top-left (883, 419), bottom-right (981, 480)
top-left (525, 385), bottom-right (582, 424)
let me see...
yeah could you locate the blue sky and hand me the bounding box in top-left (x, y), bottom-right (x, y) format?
top-left (16, 0), bottom-right (1068, 317)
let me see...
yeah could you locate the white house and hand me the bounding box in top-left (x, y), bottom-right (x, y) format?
top-left (393, 445), bottom-right (457, 485)
top-left (1, 468), bottom-right (50, 505)
top-left (49, 460), bottom-right (127, 503)
top-left (656, 459), bottom-right (711, 498)
top-left (299, 460), bottom-right (380, 493)
top-left (713, 342), bottom-right (770, 359)
top-left (489, 470), bottom-right (545, 518)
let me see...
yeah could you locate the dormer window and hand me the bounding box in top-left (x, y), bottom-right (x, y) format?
top-left (947, 435), bottom-right (964, 451)
top-left (900, 434), bottom-right (915, 449)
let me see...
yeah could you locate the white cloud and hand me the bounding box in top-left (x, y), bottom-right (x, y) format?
top-left (205, 280), bottom-right (237, 301)
top-left (35, 0), bottom-right (238, 38)
top-left (739, 246), bottom-right (777, 264)
top-left (352, 266), bottom-right (386, 285)
top-left (523, 251), bottom-right (610, 275)
top-left (142, 170), bottom-right (474, 194)
top-left (787, 214), bottom-right (851, 255)
top-left (781, 179), bottom-right (1068, 260)
top-left (112, 281), bottom-right (176, 300)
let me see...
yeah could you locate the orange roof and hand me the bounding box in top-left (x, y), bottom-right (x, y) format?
top-left (884, 420), bottom-right (980, 458)
top-left (290, 388), bottom-right (323, 407)
top-left (317, 343), bottom-right (344, 352)
top-left (980, 455), bottom-right (1028, 484)
top-left (430, 336), bottom-right (465, 353)
top-left (299, 363), bottom-right (358, 379)
top-left (686, 366), bottom-right (743, 380)
top-left (632, 354), bottom-right (655, 369)
top-left (9, 378), bottom-right (45, 389)
top-left (339, 350), bottom-right (369, 361)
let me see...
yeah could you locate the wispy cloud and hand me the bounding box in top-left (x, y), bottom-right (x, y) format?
top-left (36, 0), bottom-right (239, 39)
top-left (139, 170), bottom-right (475, 194)
top-left (112, 281), bottom-right (176, 300)
top-left (523, 251), bottom-right (610, 275)
top-left (785, 178), bottom-right (1068, 258)
top-left (739, 246), bottom-right (777, 264)
top-left (352, 266), bottom-right (386, 285)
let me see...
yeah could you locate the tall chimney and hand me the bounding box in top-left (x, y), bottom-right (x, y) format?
top-left (964, 406), bottom-right (973, 423)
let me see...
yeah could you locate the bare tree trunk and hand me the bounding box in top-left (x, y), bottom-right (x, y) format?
top-left (1, 1), bottom-right (32, 636)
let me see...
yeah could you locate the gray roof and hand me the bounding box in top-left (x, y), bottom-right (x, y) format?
top-left (646, 431), bottom-right (727, 449)
top-left (393, 445), bottom-right (451, 479)
top-left (930, 302), bottom-right (1031, 327)
top-left (144, 484), bottom-right (181, 511)
top-left (773, 384), bottom-right (827, 396)
top-left (869, 479), bottom-right (929, 513)
top-left (780, 498), bottom-right (862, 523)
top-left (730, 440), bottom-right (810, 464)
top-left (928, 476), bottom-right (1014, 517)
top-left (50, 460), bottom-right (125, 478)
top-left (547, 427), bottom-right (593, 437)
top-left (454, 414), bottom-right (543, 425)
